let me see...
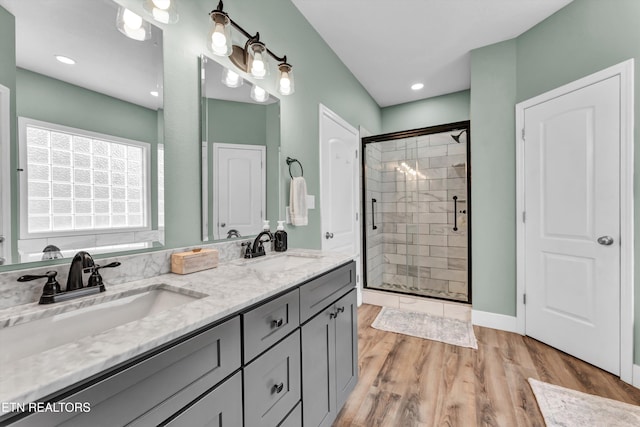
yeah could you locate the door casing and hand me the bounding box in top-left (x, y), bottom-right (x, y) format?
top-left (515, 59), bottom-right (634, 383)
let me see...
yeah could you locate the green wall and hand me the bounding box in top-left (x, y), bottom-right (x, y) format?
top-left (381, 90), bottom-right (470, 133)
top-left (469, 40), bottom-right (517, 316)
top-left (470, 0), bottom-right (640, 361)
top-left (16, 68), bottom-right (158, 144)
top-left (0, 7), bottom-right (16, 260)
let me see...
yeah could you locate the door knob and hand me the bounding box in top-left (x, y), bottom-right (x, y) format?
top-left (220, 223), bottom-right (226, 227)
top-left (0, 235), bottom-right (4, 243)
top-left (597, 236), bottom-right (614, 246)
top-left (325, 232), bottom-right (334, 239)
top-left (0, 257), bottom-right (5, 265)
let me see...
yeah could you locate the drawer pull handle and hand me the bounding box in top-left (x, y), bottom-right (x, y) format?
top-left (272, 382), bottom-right (284, 394)
top-left (329, 312), bottom-right (336, 319)
top-left (271, 318), bottom-right (284, 328)
top-left (336, 306), bottom-right (345, 314)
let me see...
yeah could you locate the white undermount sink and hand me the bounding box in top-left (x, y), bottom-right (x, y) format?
top-left (247, 253), bottom-right (319, 273)
top-left (0, 285), bottom-right (205, 364)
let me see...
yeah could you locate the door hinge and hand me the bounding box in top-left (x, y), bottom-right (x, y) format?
top-left (523, 294), bottom-right (526, 305)
top-left (355, 149), bottom-right (358, 159)
top-left (521, 128), bottom-right (525, 141)
top-left (522, 211), bottom-right (526, 222)
top-left (355, 212), bottom-right (358, 221)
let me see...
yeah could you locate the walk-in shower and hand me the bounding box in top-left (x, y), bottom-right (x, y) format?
top-left (362, 122), bottom-right (471, 303)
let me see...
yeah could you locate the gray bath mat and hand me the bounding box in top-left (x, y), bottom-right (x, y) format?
top-left (528, 378), bottom-right (640, 426)
top-left (371, 306), bottom-right (477, 349)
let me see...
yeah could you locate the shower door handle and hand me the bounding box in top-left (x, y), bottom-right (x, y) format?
top-left (453, 196), bottom-right (458, 231)
top-left (371, 198), bottom-right (378, 230)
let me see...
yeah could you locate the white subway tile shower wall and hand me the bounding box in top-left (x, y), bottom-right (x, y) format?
top-left (366, 132), bottom-right (468, 302)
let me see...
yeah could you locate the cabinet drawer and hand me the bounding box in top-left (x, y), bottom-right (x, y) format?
top-left (243, 288), bottom-right (299, 362)
top-left (244, 331), bottom-right (301, 427)
top-left (278, 402), bottom-right (302, 427)
top-left (164, 371), bottom-right (243, 427)
top-left (300, 262), bottom-right (355, 323)
top-left (8, 317), bottom-right (241, 427)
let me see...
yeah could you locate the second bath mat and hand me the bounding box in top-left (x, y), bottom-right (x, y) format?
top-left (371, 306), bottom-right (477, 349)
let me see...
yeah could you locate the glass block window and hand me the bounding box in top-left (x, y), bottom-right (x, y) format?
top-left (20, 119), bottom-right (149, 236)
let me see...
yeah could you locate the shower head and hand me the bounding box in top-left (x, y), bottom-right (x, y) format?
top-left (451, 129), bottom-right (467, 143)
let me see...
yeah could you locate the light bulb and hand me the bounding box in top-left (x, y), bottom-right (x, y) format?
top-left (251, 85), bottom-right (268, 103)
top-left (152, 8), bottom-right (170, 24)
top-left (222, 68), bottom-right (242, 88)
top-left (123, 9), bottom-right (143, 29)
top-left (211, 24), bottom-right (228, 54)
top-left (251, 52), bottom-right (266, 78)
top-left (150, 90), bottom-right (159, 97)
top-left (152, 0), bottom-right (171, 10)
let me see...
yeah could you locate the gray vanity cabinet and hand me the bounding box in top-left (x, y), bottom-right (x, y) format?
top-left (244, 331), bottom-right (301, 427)
top-left (164, 371), bottom-right (243, 426)
top-left (301, 288), bottom-right (358, 427)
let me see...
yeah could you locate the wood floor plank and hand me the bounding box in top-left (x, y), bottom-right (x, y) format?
top-left (333, 304), bottom-right (640, 427)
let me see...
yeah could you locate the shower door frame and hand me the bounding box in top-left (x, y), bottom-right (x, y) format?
top-left (361, 120), bottom-right (472, 304)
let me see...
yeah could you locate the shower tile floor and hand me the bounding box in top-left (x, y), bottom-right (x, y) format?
top-left (376, 281), bottom-right (468, 302)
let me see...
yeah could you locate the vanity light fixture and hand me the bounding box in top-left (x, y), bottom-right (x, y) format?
top-left (116, 7), bottom-right (152, 41)
top-left (250, 85), bottom-right (269, 103)
top-left (150, 90), bottom-right (159, 97)
top-left (143, 0), bottom-right (179, 24)
top-left (411, 83), bottom-right (424, 91)
top-left (208, 1), bottom-right (295, 95)
top-left (55, 55), bottom-right (76, 65)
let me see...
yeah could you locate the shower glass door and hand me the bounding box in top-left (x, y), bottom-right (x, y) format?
top-left (362, 122), bottom-right (470, 303)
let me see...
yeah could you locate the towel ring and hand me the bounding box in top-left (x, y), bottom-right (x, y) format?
top-left (286, 157), bottom-right (304, 178)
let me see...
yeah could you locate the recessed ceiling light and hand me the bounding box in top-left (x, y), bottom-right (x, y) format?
top-left (55, 55), bottom-right (76, 65)
top-left (411, 83), bottom-right (424, 91)
top-left (150, 91), bottom-right (159, 97)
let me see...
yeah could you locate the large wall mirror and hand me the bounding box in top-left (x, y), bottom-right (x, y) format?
top-left (0, 0), bottom-right (164, 266)
top-left (200, 55), bottom-right (281, 242)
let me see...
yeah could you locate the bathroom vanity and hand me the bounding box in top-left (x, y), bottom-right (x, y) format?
top-left (0, 251), bottom-right (357, 427)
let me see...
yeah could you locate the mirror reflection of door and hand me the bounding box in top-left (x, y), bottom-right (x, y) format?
top-left (212, 143), bottom-right (265, 240)
top-left (0, 84), bottom-right (9, 265)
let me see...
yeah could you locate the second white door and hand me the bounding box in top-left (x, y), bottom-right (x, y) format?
top-left (213, 143), bottom-right (265, 240)
top-left (522, 74), bottom-right (621, 375)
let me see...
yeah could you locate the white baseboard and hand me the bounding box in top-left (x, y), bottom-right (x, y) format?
top-left (632, 364), bottom-right (640, 388)
top-left (472, 310), bottom-right (518, 333)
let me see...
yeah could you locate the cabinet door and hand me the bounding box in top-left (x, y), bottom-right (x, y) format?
top-left (164, 371), bottom-right (242, 427)
top-left (244, 331), bottom-right (301, 427)
top-left (334, 289), bottom-right (358, 410)
top-left (301, 305), bottom-right (336, 427)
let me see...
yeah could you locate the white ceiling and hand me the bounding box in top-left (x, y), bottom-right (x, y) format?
top-left (292, 0), bottom-right (574, 107)
top-left (1, 0), bottom-right (163, 110)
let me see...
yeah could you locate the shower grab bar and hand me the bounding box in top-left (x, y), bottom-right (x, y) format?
top-left (371, 199), bottom-right (378, 230)
top-left (453, 196), bottom-right (458, 231)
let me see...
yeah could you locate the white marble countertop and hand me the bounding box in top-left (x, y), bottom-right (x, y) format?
top-left (0, 249), bottom-right (354, 407)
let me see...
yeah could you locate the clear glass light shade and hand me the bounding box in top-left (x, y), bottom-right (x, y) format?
top-left (277, 63), bottom-right (295, 96)
top-left (143, 0), bottom-right (179, 24)
top-left (116, 7), bottom-right (152, 41)
top-left (250, 85), bottom-right (269, 103)
top-left (248, 42), bottom-right (269, 79)
top-left (221, 67), bottom-right (243, 88)
top-left (209, 11), bottom-right (232, 57)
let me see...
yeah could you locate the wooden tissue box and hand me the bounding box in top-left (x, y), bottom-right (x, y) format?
top-left (171, 248), bottom-right (218, 274)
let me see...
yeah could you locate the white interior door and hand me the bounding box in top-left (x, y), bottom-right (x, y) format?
top-left (213, 143), bottom-right (265, 240)
top-left (0, 84), bottom-right (10, 265)
top-left (523, 76), bottom-right (621, 375)
top-left (319, 105), bottom-right (359, 255)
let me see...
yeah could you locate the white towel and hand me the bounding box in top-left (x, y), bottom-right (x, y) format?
top-left (289, 177), bottom-right (308, 226)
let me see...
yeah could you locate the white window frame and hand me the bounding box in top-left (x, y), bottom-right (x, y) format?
top-left (18, 117), bottom-right (152, 240)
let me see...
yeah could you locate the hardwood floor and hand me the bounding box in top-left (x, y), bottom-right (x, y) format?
top-left (333, 304), bottom-right (640, 426)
